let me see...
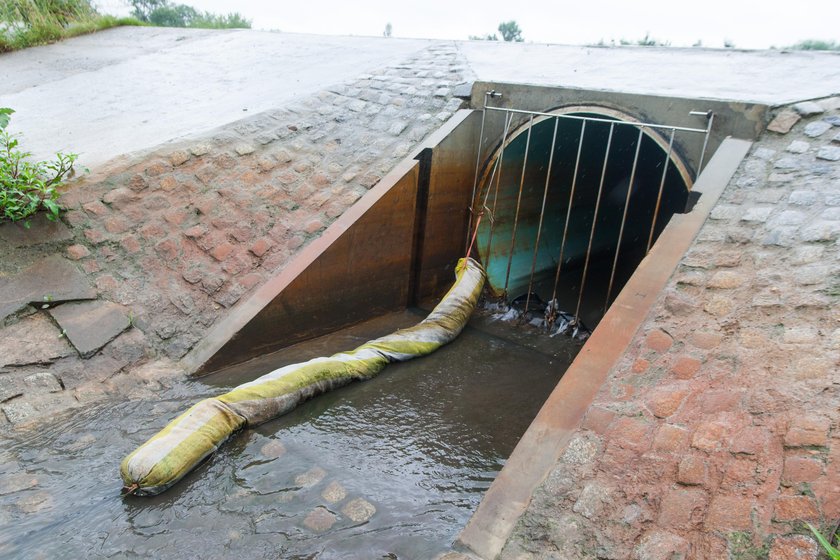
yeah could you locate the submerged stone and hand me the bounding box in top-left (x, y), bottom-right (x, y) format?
top-left (303, 507), bottom-right (336, 532)
top-left (341, 497), bottom-right (376, 523)
top-left (321, 481), bottom-right (347, 504)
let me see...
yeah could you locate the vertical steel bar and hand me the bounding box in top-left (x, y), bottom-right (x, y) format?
top-left (604, 127), bottom-right (644, 312)
top-left (549, 120), bottom-right (587, 309)
top-left (524, 117), bottom-right (559, 316)
top-left (646, 128), bottom-right (676, 254)
top-left (696, 112), bottom-right (715, 182)
top-left (574, 122), bottom-right (614, 323)
top-left (484, 111), bottom-right (513, 264)
top-left (466, 95), bottom-right (489, 252)
top-left (503, 114), bottom-right (534, 297)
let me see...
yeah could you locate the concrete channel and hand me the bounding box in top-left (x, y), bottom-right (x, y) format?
top-left (179, 82), bottom-right (761, 557)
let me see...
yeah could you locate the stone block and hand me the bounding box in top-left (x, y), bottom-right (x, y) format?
top-left (48, 301), bottom-right (131, 358)
top-left (657, 487), bottom-right (708, 529)
top-left (785, 416), bottom-right (830, 448)
top-left (767, 110), bottom-right (800, 134)
top-left (691, 422), bottom-right (728, 451)
top-left (635, 530), bottom-right (689, 560)
top-left (772, 495), bottom-right (820, 521)
top-left (782, 456), bottom-right (823, 485)
top-left (793, 102), bottom-right (824, 116)
top-left (677, 456), bottom-right (708, 486)
top-left (646, 384), bottom-right (691, 418)
top-left (672, 356), bottom-right (702, 379)
top-left (0, 314), bottom-right (73, 367)
top-left (705, 496), bottom-right (753, 530)
top-left (786, 140), bottom-right (809, 153)
top-left (769, 535), bottom-right (819, 560)
top-left (804, 121), bottom-right (831, 138)
top-left (321, 481), bottom-right (346, 503)
top-left (295, 466), bottom-right (326, 487)
top-left (645, 329), bottom-right (673, 353)
top-left (341, 497), bottom-right (376, 523)
top-left (0, 213), bottom-right (74, 248)
top-left (816, 146), bottom-right (840, 161)
top-left (303, 507), bottom-right (336, 532)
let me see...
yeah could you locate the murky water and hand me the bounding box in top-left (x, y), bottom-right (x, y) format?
top-left (0, 310), bottom-right (580, 559)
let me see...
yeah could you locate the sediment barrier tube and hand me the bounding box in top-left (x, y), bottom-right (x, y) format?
top-left (120, 258), bottom-right (486, 496)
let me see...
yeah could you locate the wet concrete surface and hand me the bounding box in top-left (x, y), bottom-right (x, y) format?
top-left (0, 310), bottom-right (581, 559)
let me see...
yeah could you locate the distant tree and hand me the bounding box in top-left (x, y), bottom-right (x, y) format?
top-left (128, 0), bottom-right (250, 28)
top-left (692, 39), bottom-right (703, 47)
top-left (468, 33), bottom-right (498, 41)
top-left (497, 20), bottom-right (523, 42)
top-left (788, 39), bottom-right (840, 51)
top-left (129, 0), bottom-right (167, 21)
top-left (383, 22), bottom-right (392, 37)
top-left (723, 38), bottom-right (735, 48)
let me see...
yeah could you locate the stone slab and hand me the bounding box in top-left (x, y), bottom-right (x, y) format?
top-left (0, 256), bottom-right (96, 322)
top-left (48, 301), bottom-right (131, 358)
top-left (0, 314), bottom-right (73, 368)
top-left (766, 110), bottom-right (800, 134)
top-left (0, 213), bottom-right (74, 248)
top-left (793, 101), bottom-right (824, 116)
top-left (817, 146), bottom-right (840, 161)
top-left (804, 121), bottom-right (832, 138)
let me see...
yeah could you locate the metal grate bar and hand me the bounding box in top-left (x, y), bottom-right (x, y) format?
top-left (646, 128), bottom-right (676, 254)
top-left (574, 121), bottom-right (615, 324)
top-left (503, 114), bottom-right (534, 297)
top-left (604, 127), bottom-right (644, 312)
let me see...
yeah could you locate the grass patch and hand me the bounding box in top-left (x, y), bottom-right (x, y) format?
top-left (0, 1), bottom-right (145, 53)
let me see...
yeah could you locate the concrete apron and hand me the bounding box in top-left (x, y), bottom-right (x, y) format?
top-left (456, 137), bottom-right (753, 559)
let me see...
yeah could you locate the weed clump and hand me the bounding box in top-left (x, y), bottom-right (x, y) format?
top-left (0, 0), bottom-right (143, 52)
top-left (0, 108), bottom-right (77, 225)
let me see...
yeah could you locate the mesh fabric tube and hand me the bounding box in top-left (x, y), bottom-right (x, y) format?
top-left (120, 257), bottom-right (486, 495)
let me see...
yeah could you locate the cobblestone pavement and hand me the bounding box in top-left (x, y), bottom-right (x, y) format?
top-left (0, 42), bottom-right (469, 427)
top-left (501, 98), bottom-right (840, 559)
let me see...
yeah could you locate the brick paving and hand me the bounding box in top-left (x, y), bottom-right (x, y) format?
top-left (0, 43), bottom-right (469, 427)
top-left (500, 98), bottom-right (840, 559)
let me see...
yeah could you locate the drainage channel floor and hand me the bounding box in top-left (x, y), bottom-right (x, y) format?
top-left (0, 309), bottom-right (581, 559)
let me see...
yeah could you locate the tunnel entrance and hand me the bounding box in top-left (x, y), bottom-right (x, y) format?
top-left (470, 103), bottom-right (710, 329)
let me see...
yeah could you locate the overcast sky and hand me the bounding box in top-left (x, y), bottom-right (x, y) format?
top-left (99, 0), bottom-right (840, 49)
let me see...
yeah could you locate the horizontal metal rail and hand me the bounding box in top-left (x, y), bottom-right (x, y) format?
top-left (485, 106), bottom-right (708, 134)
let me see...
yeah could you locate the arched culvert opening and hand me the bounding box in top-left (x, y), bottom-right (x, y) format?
top-left (473, 106), bottom-right (693, 329)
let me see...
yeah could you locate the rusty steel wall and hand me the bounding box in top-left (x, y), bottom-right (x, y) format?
top-left (184, 159), bottom-right (421, 375)
top-left (183, 111), bottom-right (482, 375)
top-left (413, 111), bottom-right (483, 302)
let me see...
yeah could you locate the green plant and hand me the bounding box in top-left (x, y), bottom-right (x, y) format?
top-left (0, 0), bottom-right (144, 52)
top-left (128, 0), bottom-right (250, 29)
top-left (807, 523), bottom-right (840, 559)
top-left (0, 108), bottom-right (77, 225)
